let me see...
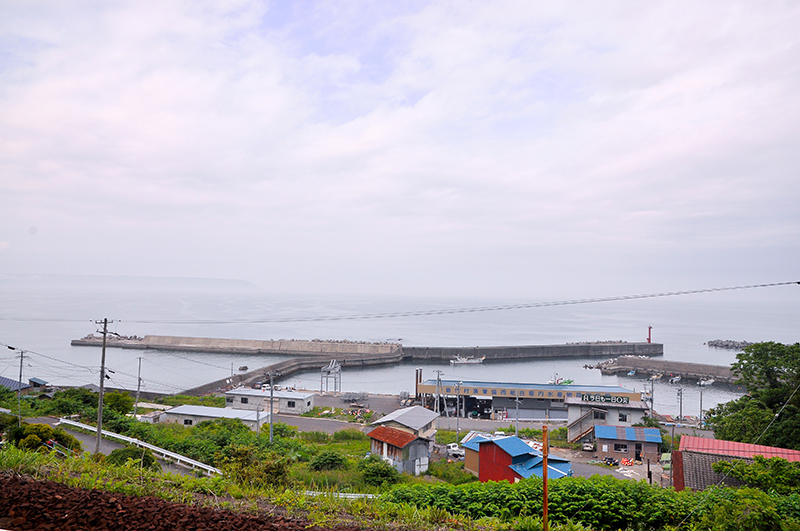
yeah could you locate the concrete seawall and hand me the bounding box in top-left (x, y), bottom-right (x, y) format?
top-left (597, 356), bottom-right (736, 383)
top-left (70, 335), bottom-right (666, 395)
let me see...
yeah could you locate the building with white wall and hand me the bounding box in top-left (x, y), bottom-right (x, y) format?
top-left (224, 388), bottom-right (314, 415)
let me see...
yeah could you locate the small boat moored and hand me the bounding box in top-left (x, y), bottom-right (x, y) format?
top-left (450, 355), bottom-right (485, 365)
top-left (669, 375), bottom-right (681, 384)
top-left (238, 366), bottom-right (249, 371)
top-left (698, 378), bottom-right (715, 386)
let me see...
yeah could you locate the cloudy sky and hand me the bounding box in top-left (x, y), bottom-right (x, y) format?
top-left (1, 1), bottom-right (798, 298)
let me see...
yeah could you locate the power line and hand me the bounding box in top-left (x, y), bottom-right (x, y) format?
top-left (0, 280), bottom-right (796, 325)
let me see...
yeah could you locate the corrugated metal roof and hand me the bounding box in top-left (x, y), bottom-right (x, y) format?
top-left (225, 388), bottom-right (314, 400)
top-left (492, 436), bottom-right (538, 457)
top-left (368, 426), bottom-right (418, 448)
top-left (679, 435), bottom-right (800, 461)
top-left (0, 375), bottom-right (31, 392)
top-left (165, 405), bottom-right (267, 422)
top-left (371, 405), bottom-right (439, 430)
top-left (422, 379), bottom-right (634, 394)
top-left (594, 425), bottom-right (662, 443)
top-left (28, 377), bottom-right (49, 386)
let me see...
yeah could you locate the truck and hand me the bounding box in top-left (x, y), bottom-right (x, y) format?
top-left (446, 443), bottom-right (465, 459)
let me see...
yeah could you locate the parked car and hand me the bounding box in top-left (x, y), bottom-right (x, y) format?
top-left (445, 443), bottom-right (465, 459)
top-left (582, 442), bottom-right (595, 451)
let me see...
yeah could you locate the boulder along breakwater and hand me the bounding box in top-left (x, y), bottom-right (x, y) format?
top-left (71, 335), bottom-right (664, 395)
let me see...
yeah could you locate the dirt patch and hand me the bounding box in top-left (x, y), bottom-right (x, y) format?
top-left (0, 474), bottom-right (367, 531)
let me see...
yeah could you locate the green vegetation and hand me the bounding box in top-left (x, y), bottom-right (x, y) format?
top-left (300, 406), bottom-right (375, 424)
top-left (105, 446), bottom-right (161, 471)
top-left (707, 342), bottom-right (800, 450)
top-left (712, 456), bottom-right (800, 495)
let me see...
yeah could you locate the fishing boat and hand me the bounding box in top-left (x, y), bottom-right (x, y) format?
top-left (698, 378), bottom-right (715, 386)
top-left (238, 366), bottom-right (248, 371)
top-left (547, 372), bottom-right (573, 385)
top-left (669, 375), bottom-right (681, 384)
top-left (649, 373), bottom-right (663, 381)
top-left (627, 370), bottom-right (636, 376)
top-left (450, 355), bottom-right (485, 365)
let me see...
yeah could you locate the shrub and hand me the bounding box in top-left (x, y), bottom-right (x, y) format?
top-left (332, 429), bottom-right (368, 442)
top-left (219, 445), bottom-right (289, 487)
top-left (106, 446), bottom-right (161, 471)
top-left (310, 449), bottom-right (348, 471)
top-left (358, 454), bottom-right (399, 486)
top-left (299, 431), bottom-right (331, 444)
top-left (19, 434), bottom-right (43, 450)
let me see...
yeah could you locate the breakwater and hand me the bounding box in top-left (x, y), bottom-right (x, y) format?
top-left (595, 355), bottom-right (736, 384)
top-left (71, 335), bottom-right (664, 395)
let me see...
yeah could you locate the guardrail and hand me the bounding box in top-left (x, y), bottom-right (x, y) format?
top-left (57, 418), bottom-right (221, 476)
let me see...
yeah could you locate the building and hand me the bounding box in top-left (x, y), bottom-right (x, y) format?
top-left (593, 425), bottom-right (661, 463)
top-left (474, 436), bottom-right (571, 483)
top-left (416, 379), bottom-right (641, 422)
top-left (368, 425), bottom-right (431, 475)
top-left (161, 405), bottom-right (270, 431)
top-left (0, 375), bottom-right (31, 394)
top-left (673, 435), bottom-right (800, 491)
top-left (566, 396), bottom-right (650, 443)
top-left (28, 377), bottom-right (49, 389)
top-left (224, 388), bottom-right (314, 415)
top-left (461, 431), bottom-right (496, 476)
top-left (370, 405), bottom-right (439, 440)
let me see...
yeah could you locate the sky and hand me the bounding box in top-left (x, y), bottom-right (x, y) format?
top-left (1, 1), bottom-right (799, 299)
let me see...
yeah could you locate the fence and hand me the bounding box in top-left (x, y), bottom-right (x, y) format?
top-left (57, 418), bottom-right (221, 476)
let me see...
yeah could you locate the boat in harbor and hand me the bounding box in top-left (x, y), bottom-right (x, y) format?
top-left (669, 375), bottom-right (681, 384)
top-left (450, 355), bottom-right (485, 365)
top-left (627, 370), bottom-right (636, 376)
top-left (547, 372), bottom-right (573, 385)
top-left (698, 378), bottom-right (715, 386)
top-left (238, 366), bottom-right (248, 371)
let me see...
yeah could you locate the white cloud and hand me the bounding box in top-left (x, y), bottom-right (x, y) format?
top-left (0, 1), bottom-right (798, 297)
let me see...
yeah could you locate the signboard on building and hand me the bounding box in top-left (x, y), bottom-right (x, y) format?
top-left (581, 393), bottom-right (630, 405)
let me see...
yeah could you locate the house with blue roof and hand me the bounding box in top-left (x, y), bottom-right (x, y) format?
top-left (594, 425), bottom-right (662, 463)
top-left (473, 435), bottom-right (571, 483)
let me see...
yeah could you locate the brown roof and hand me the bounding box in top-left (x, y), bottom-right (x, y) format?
top-left (367, 426), bottom-right (418, 448)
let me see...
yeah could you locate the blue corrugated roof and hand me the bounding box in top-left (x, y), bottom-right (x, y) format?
top-left (509, 454), bottom-right (572, 479)
top-left (594, 425), bottom-right (662, 443)
top-left (492, 436), bottom-right (538, 457)
top-left (463, 435), bottom-right (491, 451)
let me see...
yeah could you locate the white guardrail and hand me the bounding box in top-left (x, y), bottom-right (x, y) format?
top-left (57, 418), bottom-right (221, 476)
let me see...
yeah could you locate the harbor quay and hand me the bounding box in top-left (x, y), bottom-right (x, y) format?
top-left (70, 335), bottom-right (664, 395)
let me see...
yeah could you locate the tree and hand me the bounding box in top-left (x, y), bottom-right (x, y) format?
top-left (707, 342), bottom-right (800, 450)
top-left (712, 456), bottom-right (800, 495)
top-left (104, 392), bottom-right (134, 415)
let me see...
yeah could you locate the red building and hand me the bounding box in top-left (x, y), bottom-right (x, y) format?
top-left (477, 436), bottom-right (571, 483)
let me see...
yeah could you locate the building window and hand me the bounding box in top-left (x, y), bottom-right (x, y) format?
top-left (241, 397), bottom-right (249, 404)
top-left (287, 400), bottom-right (296, 408)
top-left (614, 443), bottom-right (628, 453)
top-left (307, 401), bottom-right (311, 406)
top-left (225, 397), bottom-right (233, 403)
top-left (593, 411), bottom-right (606, 420)
top-left (184, 419), bottom-right (193, 426)
top-left (619, 413), bottom-right (628, 422)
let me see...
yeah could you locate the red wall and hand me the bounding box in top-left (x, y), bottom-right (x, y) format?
top-left (479, 442), bottom-right (516, 483)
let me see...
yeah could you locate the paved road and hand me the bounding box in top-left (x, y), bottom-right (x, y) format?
top-left (26, 416), bottom-right (192, 476)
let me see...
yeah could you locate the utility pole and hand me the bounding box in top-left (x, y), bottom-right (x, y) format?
top-left (434, 370), bottom-right (444, 415)
top-left (7, 346), bottom-right (24, 427)
top-left (133, 357), bottom-right (143, 418)
top-left (94, 318), bottom-right (112, 454)
top-left (699, 388), bottom-right (704, 424)
top-left (514, 395), bottom-right (522, 437)
top-left (543, 425), bottom-right (549, 531)
top-left (455, 381), bottom-right (461, 441)
top-left (267, 371), bottom-right (280, 443)
top-left (677, 387), bottom-right (684, 421)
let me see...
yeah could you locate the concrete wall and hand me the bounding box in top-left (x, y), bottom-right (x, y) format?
top-left (404, 342), bottom-right (662, 361)
top-left (599, 356), bottom-right (736, 383)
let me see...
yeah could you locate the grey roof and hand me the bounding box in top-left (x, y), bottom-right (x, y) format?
top-left (225, 388), bottom-right (314, 400)
top-left (371, 405), bottom-right (439, 430)
top-left (422, 379), bottom-right (634, 394)
top-left (164, 405), bottom-right (269, 422)
top-left (0, 375), bottom-right (31, 392)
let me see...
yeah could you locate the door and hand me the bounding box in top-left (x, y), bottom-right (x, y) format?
top-left (635, 443), bottom-right (642, 461)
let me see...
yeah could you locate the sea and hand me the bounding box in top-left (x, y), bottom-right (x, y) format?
top-left (0, 278), bottom-right (797, 418)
